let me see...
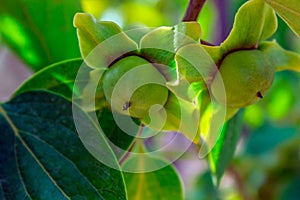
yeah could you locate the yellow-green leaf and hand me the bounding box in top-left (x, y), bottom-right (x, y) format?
top-left (123, 154), bottom-right (183, 200)
top-left (265, 0), bottom-right (300, 36)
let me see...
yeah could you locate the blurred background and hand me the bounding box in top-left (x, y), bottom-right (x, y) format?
top-left (0, 0), bottom-right (299, 199)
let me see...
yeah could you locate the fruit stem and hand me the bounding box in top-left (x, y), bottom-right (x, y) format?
top-left (182, 0), bottom-right (206, 21)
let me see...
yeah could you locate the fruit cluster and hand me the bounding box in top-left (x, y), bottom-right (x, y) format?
top-left (74, 0), bottom-right (300, 143)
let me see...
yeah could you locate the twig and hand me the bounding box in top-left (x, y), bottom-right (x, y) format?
top-left (227, 165), bottom-right (249, 200)
top-left (182, 0), bottom-right (207, 21)
top-left (118, 124), bottom-right (145, 165)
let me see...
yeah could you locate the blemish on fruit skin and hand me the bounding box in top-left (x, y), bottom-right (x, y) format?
top-left (256, 91), bottom-right (263, 99)
top-left (122, 101), bottom-right (131, 110)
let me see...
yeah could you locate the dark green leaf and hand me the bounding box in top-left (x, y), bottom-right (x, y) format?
top-left (265, 0), bottom-right (300, 36)
top-left (188, 171), bottom-right (219, 200)
top-left (0, 91), bottom-right (127, 200)
top-left (209, 110), bottom-right (244, 184)
top-left (245, 124), bottom-right (298, 155)
top-left (281, 177), bottom-right (300, 200)
top-left (0, 0), bottom-right (82, 71)
top-left (97, 107), bottom-right (139, 151)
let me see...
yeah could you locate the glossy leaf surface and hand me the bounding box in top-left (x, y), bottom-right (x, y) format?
top-left (0, 91), bottom-right (127, 200)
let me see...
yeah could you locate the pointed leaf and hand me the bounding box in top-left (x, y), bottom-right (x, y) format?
top-left (73, 13), bottom-right (137, 69)
top-left (221, 0), bottom-right (277, 52)
top-left (208, 110), bottom-right (244, 184)
top-left (259, 41), bottom-right (300, 72)
top-left (0, 0), bottom-right (81, 71)
top-left (265, 0), bottom-right (300, 36)
top-left (0, 91), bottom-right (127, 199)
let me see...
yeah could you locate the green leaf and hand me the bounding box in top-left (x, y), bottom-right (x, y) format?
top-left (209, 110), bottom-right (244, 185)
top-left (188, 171), bottom-right (219, 200)
top-left (281, 177), bottom-right (300, 200)
top-left (123, 153), bottom-right (184, 200)
top-left (265, 0), bottom-right (300, 36)
top-left (259, 41), bottom-right (300, 72)
top-left (14, 58), bottom-right (85, 99)
top-left (221, 0), bottom-right (277, 52)
top-left (140, 22), bottom-right (201, 66)
top-left (14, 58), bottom-right (109, 111)
top-left (73, 13), bottom-right (137, 69)
top-left (0, 0), bottom-right (81, 71)
top-left (0, 91), bottom-right (127, 200)
top-left (245, 124), bottom-right (298, 155)
top-left (97, 107), bottom-right (139, 151)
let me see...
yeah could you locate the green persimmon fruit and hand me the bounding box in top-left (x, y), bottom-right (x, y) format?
top-left (102, 56), bottom-right (169, 118)
top-left (142, 92), bottom-right (199, 143)
top-left (211, 50), bottom-right (275, 108)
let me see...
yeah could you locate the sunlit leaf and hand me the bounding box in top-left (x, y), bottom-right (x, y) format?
top-left (0, 91), bottom-right (127, 199)
top-left (265, 0), bottom-right (300, 36)
top-left (0, 0), bottom-right (82, 71)
top-left (123, 145), bottom-right (184, 200)
top-left (14, 58), bottom-right (85, 99)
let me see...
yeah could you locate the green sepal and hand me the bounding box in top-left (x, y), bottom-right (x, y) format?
top-left (73, 13), bottom-right (137, 69)
top-left (175, 43), bottom-right (217, 84)
top-left (259, 41), bottom-right (300, 72)
top-left (139, 22), bottom-right (201, 66)
top-left (221, 0), bottom-right (277, 52)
